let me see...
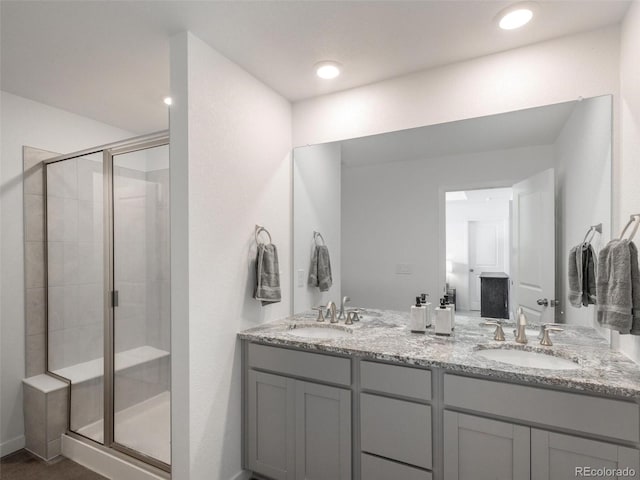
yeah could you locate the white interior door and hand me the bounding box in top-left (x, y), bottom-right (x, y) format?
top-left (468, 220), bottom-right (506, 311)
top-left (512, 168), bottom-right (555, 323)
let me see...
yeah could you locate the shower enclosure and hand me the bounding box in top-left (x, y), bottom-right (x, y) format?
top-left (43, 133), bottom-right (170, 471)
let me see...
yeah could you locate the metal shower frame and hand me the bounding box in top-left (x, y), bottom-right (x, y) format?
top-left (42, 131), bottom-right (171, 474)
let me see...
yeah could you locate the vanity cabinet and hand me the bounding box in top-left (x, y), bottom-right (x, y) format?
top-left (243, 342), bottom-right (640, 480)
top-left (443, 374), bottom-right (640, 480)
top-left (443, 412), bottom-right (640, 480)
top-left (443, 411), bottom-right (530, 480)
top-left (245, 344), bottom-right (352, 480)
top-left (531, 429), bottom-right (640, 480)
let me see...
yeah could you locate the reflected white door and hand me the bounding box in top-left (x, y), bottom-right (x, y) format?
top-left (512, 168), bottom-right (555, 323)
top-left (468, 220), bottom-right (507, 311)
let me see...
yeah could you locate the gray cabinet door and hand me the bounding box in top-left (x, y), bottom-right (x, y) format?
top-left (531, 429), bottom-right (640, 480)
top-left (444, 411), bottom-right (530, 480)
top-left (248, 370), bottom-right (296, 480)
top-left (295, 381), bottom-right (351, 480)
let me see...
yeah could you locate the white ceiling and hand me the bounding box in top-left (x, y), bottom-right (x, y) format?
top-left (339, 99), bottom-right (577, 167)
top-left (0, 1), bottom-right (630, 133)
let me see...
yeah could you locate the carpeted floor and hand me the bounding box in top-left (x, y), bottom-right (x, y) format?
top-left (0, 449), bottom-right (107, 480)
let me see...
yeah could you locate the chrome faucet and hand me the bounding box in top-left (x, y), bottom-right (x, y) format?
top-left (514, 307), bottom-right (528, 344)
top-left (339, 296), bottom-right (351, 320)
top-left (326, 301), bottom-right (338, 323)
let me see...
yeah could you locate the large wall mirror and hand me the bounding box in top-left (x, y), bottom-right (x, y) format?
top-left (293, 95), bottom-right (612, 325)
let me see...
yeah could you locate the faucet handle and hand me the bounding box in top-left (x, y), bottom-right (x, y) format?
top-left (345, 311), bottom-right (358, 325)
top-left (312, 306), bottom-right (326, 322)
top-left (483, 320), bottom-right (506, 341)
top-left (540, 323), bottom-right (564, 346)
top-left (345, 309), bottom-right (361, 324)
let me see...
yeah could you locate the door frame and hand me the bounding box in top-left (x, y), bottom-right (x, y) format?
top-left (441, 183), bottom-right (512, 312)
top-left (43, 131), bottom-right (170, 473)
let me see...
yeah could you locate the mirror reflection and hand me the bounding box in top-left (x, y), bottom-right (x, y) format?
top-left (293, 95), bottom-right (612, 325)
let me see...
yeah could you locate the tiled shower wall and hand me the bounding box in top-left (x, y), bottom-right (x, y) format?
top-left (23, 148), bottom-right (170, 375)
top-left (144, 168), bottom-right (170, 353)
top-left (23, 146), bottom-right (59, 377)
top-left (46, 154), bottom-right (104, 371)
top-left (113, 165), bottom-right (170, 354)
top-left (113, 165), bottom-right (148, 354)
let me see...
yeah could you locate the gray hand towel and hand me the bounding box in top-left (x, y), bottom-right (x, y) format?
top-left (582, 243), bottom-right (597, 307)
top-left (630, 241), bottom-right (640, 334)
top-left (597, 239), bottom-right (633, 332)
top-left (254, 243), bottom-right (281, 306)
top-left (568, 245), bottom-right (582, 307)
top-left (308, 245), bottom-right (332, 292)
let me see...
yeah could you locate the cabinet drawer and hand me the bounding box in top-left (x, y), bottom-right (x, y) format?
top-left (360, 393), bottom-right (432, 469)
top-left (361, 453), bottom-right (432, 480)
top-left (361, 361), bottom-right (431, 401)
top-left (444, 374), bottom-right (640, 443)
top-left (248, 343), bottom-right (350, 386)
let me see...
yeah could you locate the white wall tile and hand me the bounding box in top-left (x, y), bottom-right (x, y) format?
top-left (47, 286), bottom-right (64, 332)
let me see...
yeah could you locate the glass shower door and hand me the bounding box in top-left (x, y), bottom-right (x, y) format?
top-left (46, 152), bottom-right (105, 444)
top-left (111, 143), bottom-right (170, 467)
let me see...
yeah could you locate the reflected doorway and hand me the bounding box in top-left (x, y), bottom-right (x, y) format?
top-left (445, 187), bottom-right (513, 316)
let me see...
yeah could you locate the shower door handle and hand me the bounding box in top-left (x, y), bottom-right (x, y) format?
top-left (111, 290), bottom-right (119, 308)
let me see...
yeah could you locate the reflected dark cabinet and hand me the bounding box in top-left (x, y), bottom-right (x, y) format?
top-left (480, 272), bottom-right (509, 319)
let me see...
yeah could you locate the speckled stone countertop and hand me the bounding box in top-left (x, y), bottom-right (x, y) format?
top-left (238, 309), bottom-right (640, 399)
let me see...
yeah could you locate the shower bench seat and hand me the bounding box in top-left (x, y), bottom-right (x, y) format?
top-left (50, 345), bottom-right (170, 384)
top-left (44, 345), bottom-right (170, 440)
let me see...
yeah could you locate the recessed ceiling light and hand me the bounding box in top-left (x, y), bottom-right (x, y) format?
top-left (163, 97), bottom-right (173, 106)
top-left (315, 61), bottom-right (341, 79)
top-left (496, 2), bottom-right (537, 30)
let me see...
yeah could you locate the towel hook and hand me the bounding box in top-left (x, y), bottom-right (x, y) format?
top-left (255, 225), bottom-right (272, 245)
top-left (619, 215), bottom-right (640, 241)
top-left (313, 231), bottom-right (326, 246)
top-left (582, 223), bottom-right (602, 244)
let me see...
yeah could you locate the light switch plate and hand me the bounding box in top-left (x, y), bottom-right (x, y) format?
top-left (297, 269), bottom-right (305, 287)
top-left (395, 263), bottom-right (413, 275)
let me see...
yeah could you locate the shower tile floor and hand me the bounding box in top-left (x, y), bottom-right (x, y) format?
top-left (77, 391), bottom-right (170, 465)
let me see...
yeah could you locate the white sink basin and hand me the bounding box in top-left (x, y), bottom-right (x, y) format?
top-left (475, 348), bottom-right (580, 370)
top-left (287, 326), bottom-right (351, 339)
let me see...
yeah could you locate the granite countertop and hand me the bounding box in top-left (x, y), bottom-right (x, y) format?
top-left (238, 309), bottom-right (640, 399)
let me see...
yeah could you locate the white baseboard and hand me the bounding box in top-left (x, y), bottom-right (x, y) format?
top-left (230, 470), bottom-right (252, 480)
top-left (0, 435), bottom-right (25, 457)
top-left (62, 435), bottom-right (167, 480)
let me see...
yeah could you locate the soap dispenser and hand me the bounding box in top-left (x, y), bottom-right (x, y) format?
top-left (410, 296), bottom-right (427, 333)
top-left (420, 293), bottom-right (433, 328)
top-left (435, 297), bottom-right (454, 336)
